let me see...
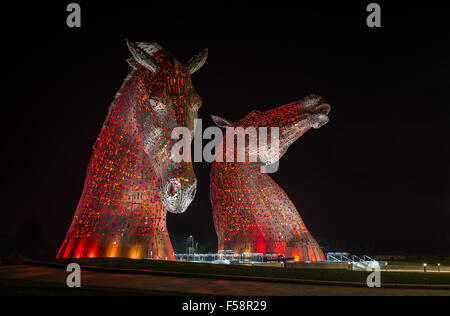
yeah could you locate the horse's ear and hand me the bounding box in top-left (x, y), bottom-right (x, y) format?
top-left (185, 49), bottom-right (208, 75)
top-left (127, 58), bottom-right (140, 70)
top-left (211, 115), bottom-right (233, 128)
top-left (126, 39), bottom-right (159, 73)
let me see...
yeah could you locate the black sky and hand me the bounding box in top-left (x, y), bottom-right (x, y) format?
top-left (2, 1), bottom-right (449, 258)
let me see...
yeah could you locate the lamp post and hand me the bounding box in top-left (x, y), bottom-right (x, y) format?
top-left (423, 263), bottom-right (427, 273)
top-left (186, 235), bottom-right (191, 254)
top-left (186, 235), bottom-right (194, 255)
top-left (438, 263), bottom-right (441, 273)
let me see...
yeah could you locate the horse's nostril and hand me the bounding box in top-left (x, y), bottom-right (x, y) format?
top-left (166, 179), bottom-right (181, 197)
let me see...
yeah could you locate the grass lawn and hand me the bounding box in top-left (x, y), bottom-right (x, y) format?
top-left (388, 261), bottom-right (450, 267)
top-left (32, 258), bottom-right (450, 286)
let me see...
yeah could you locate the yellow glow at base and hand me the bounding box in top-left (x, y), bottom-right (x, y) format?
top-left (129, 245), bottom-right (142, 259)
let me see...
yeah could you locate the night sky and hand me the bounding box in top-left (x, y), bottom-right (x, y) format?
top-left (2, 1), bottom-right (449, 259)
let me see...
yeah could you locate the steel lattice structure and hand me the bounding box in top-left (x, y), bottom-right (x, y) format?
top-left (57, 40), bottom-right (207, 260)
top-left (210, 95), bottom-right (331, 262)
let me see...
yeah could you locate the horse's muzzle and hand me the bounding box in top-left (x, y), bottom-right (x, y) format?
top-left (162, 179), bottom-right (198, 214)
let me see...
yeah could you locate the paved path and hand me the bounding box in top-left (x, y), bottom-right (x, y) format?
top-left (1, 265), bottom-right (450, 296)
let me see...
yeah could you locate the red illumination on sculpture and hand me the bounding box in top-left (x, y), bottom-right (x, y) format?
top-left (57, 40), bottom-right (207, 260)
top-left (210, 95), bottom-right (331, 262)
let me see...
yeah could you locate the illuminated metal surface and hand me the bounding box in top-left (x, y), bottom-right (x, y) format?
top-left (57, 41), bottom-right (207, 260)
top-left (210, 95), bottom-right (330, 262)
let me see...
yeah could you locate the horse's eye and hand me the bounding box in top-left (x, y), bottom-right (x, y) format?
top-left (192, 102), bottom-right (202, 112)
top-left (149, 98), bottom-right (169, 113)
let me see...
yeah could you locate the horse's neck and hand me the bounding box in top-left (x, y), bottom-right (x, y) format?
top-left (213, 161), bottom-right (293, 211)
top-left (103, 70), bottom-right (140, 137)
top-left (214, 162), bottom-right (272, 194)
top-left (93, 71), bottom-right (158, 194)
top-left (213, 161), bottom-right (309, 236)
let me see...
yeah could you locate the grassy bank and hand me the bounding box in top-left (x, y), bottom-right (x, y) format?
top-left (388, 261), bottom-right (450, 267)
top-left (30, 257), bottom-right (450, 286)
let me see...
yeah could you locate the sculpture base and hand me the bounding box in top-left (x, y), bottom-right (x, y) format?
top-left (56, 233), bottom-right (175, 261)
top-left (218, 234), bottom-right (325, 262)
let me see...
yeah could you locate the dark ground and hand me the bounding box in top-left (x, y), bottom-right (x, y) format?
top-left (20, 258), bottom-right (450, 285)
top-left (1, 261), bottom-right (450, 296)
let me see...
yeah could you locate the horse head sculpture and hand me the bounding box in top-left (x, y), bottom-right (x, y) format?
top-left (210, 94), bottom-right (330, 262)
top-left (126, 40), bottom-right (207, 214)
top-left (57, 40), bottom-right (207, 260)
